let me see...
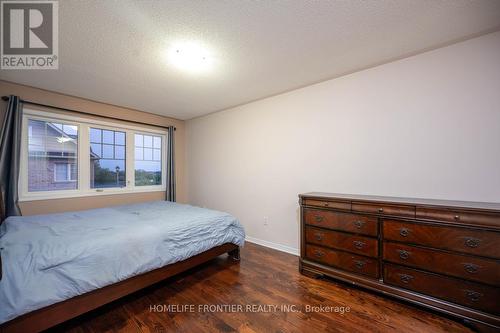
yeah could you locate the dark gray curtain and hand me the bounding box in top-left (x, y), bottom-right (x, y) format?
top-left (166, 126), bottom-right (176, 202)
top-left (0, 96), bottom-right (22, 219)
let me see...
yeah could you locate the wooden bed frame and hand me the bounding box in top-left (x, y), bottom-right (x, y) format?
top-left (0, 195), bottom-right (240, 333)
top-left (1, 243), bottom-right (239, 333)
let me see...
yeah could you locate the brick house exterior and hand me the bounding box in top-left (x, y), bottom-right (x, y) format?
top-left (28, 120), bottom-right (98, 192)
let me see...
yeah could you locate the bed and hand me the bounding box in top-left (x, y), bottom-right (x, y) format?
top-left (0, 200), bottom-right (244, 333)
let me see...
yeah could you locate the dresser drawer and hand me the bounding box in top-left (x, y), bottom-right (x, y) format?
top-left (384, 264), bottom-right (500, 315)
top-left (303, 199), bottom-right (351, 211)
top-left (304, 209), bottom-right (378, 236)
top-left (306, 245), bottom-right (379, 278)
top-left (306, 226), bottom-right (378, 257)
top-left (352, 202), bottom-right (415, 218)
top-left (383, 220), bottom-right (500, 259)
top-left (383, 242), bottom-right (500, 286)
top-left (416, 207), bottom-right (500, 227)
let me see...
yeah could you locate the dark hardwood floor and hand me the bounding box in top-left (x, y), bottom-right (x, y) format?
top-left (48, 243), bottom-right (473, 333)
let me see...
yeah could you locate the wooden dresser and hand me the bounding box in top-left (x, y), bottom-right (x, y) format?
top-left (299, 192), bottom-right (500, 332)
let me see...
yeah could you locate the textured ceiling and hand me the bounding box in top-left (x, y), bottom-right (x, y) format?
top-left (1, 0), bottom-right (500, 120)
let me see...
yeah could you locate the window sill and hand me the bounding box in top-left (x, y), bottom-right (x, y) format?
top-left (19, 187), bottom-right (166, 202)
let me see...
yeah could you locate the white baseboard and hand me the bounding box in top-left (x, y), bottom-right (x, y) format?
top-left (245, 236), bottom-right (299, 256)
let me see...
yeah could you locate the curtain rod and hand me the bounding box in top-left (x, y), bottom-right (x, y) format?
top-left (1, 96), bottom-right (176, 131)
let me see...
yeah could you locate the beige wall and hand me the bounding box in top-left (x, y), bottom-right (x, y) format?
top-left (186, 31), bottom-right (500, 253)
top-left (0, 80), bottom-right (186, 215)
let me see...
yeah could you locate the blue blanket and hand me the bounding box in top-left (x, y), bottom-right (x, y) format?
top-left (0, 201), bottom-right (245, 323)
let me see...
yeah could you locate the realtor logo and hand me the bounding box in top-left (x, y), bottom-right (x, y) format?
top-left (1, 0), bottom-right (58, 69)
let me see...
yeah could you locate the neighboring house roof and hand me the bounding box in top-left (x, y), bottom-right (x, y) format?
top-left (46, 123), bottom-right (77, 141)
top-left (30, 121), bottom-right (100, 159)
top-left (90, 150), bottom-right (99, 159)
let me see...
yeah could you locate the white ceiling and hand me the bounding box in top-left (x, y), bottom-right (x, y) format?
top-left (1, 0), bottom-right (500, 120)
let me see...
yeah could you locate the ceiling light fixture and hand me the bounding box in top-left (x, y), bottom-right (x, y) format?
top-left (166, 41), bottom-right (214, 74)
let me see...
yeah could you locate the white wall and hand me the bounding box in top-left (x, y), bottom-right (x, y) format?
top-left (186, 31), bottom-right (500, 253)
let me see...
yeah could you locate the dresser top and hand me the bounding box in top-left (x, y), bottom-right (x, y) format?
top-left (299, 192), bottom-right (500, 212)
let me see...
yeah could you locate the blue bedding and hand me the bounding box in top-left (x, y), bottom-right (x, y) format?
top-left (0, 201), bottom-right (245, 324)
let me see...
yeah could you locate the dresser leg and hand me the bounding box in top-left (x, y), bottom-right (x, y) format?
top-left (463, 319), bottom-right (499, 333)
top-left (300, 267), bottom-right (324, 279)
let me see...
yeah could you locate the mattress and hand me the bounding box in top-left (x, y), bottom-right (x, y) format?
top-left (0, 201), bottom-right (245, 324)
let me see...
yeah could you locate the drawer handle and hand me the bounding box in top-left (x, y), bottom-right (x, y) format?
top-left (314, 250), bottom-right (324, 258)
top-left (354, 260), bottom-right (366, 269)
top-left (464, 237), bottom-right (480, 248)
top-left (397, 250), bottom-right (410, 260)
top-left (454, 215), bottom-right (460, 221)
top-left (314, 215), bottom-right (324, 223)
top-left (353, 240), bottom-right (365, 250)
top-left (398, 273), bottom-right (414, 284)
top-left (399, 228), bottom-right (410, 237)
top-left (378, 208), bottom-right (384, 213)
top-left (464, 290), bottom-right (483, 302)
top-left (314, 233), bottom-right (323, 241)
top-left (354, 220), bottom-right (365, 229)
top-left (463, 263), bottom-right (479, 274)
top-left (323, 202), bottom-right (330, 207)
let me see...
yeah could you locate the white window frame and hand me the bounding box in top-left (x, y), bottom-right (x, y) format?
top-left (133, 132), bottom-right (164, 187)
top-left (19, 109), bottom-right (167, 201)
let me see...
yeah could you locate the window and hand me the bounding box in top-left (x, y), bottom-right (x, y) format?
top-left (90, 128), bottom-right (126, 188)
top-left (20, 109), bottom-right (167, 200)
top-left (135, 134), bottom-right (162, 186)
top-left (54, 163), bottom-right (77, 182)
top-left (27, 119), bottom-right (79, 192)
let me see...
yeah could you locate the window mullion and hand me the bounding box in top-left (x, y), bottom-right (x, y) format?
top-left (80, 124), bottom-right (90, 192)
top-left (163, 133), bottom-right (167, 187)
top-left (126, 129), bottom-right (135, 190)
